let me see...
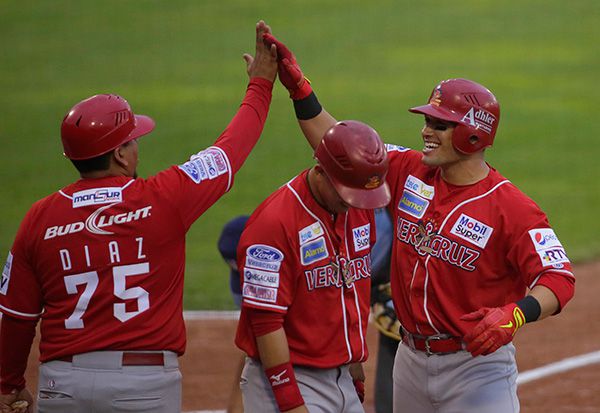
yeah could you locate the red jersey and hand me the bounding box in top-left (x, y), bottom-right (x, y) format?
top-left (0, 78), bottom-right (273, 362)
top-left (235, 170), bottom-right (376, 368)
top-left (384, 145), bottom-right (575, 337)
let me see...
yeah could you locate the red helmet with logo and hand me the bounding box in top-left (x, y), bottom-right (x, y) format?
top-left (409, 78), bottom-right (500, 154)
top-left (61, 94), bottom-right (155, 160)
top-left (315, 120), bottom-right (390, 209)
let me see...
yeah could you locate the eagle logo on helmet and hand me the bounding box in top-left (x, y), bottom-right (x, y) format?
top-left (364, 175), bottom-right (382, 189)
top-left (429, 88), bottom-right (442, 107)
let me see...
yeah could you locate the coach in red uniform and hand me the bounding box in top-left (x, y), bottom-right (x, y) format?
top-left (0, 22), bottom-right (277, 412)
top-left (263, 32), bottom-right (575, 413)
top-left (235, 120), bottom-right (390, 413)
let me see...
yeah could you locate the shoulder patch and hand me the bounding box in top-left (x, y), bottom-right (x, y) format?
top-left (243, 267), bottom-right (280, 288)
top-left (300, 236), bottom-right (329, 266)
top-left (385, 144), bottom-right (411, 152)
top-left (245, 244), bottom-right (284, 272)
top-left (528, 228), bottom-right (570, 267)
top-left (1, 252), bottom-right (13, 295)
top-left (179, 148), bottom-right (230, 183)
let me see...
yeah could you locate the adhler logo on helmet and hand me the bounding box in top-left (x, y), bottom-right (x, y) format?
top-left (460, 107), bottom-right (497, 134)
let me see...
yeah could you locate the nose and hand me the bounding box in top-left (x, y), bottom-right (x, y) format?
top-left (421, 124), bottom-right (433, 138)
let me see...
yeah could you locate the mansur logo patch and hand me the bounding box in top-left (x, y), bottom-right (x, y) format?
top-left (300, 236), bottom-right (329, 266)
top-left (72, 187), bottom-right (122, 208)
top-left (450, 214), bottom-right (493, 248)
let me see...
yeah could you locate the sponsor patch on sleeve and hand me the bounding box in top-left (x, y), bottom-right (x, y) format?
top-left (1, 252), bottom-right (13, 295)
top-left (298, 222), bottom-right (324, 245)
top-left (243, 267), bottom-right (280, 288)
top-left (245, 244), bottom-right (284, 272)
top-left (242, 283), bottom-right (278, 303)
top-left (300, 236), bottom-right (329, 266)
top-left (398, 190), bottom-right (429, 218)
top-left (528, 228), bottom-right (570, 267)
top-left (179, 148), bottom-right (229, 183)
top-left (72, 187), bottom-right (123, 208)
top-left (450, 214), bottom-right (494, 249)
top-left (352, 224), bottom-right (371, 252)
top-left (385, 144), bottom-right (410, 152)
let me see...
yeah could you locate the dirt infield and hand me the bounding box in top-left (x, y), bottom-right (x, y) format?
top-left (18, 261), bottom-right (600, 412)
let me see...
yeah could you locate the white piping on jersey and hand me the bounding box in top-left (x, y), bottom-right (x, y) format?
top-left (408, 261), bottom-right (424, 335)
top-left (0, 303), bottom-right (42, 319)
top-left (208, 146), bottom-right (233, 192)
top-left (529, 269), bottom-right (575, 290)
top-left (286, 182), bottom-right (355, 363)
top-left (243, 299), bottom-right (288, 312)
top-left (421, 179), bottom-right (511, 334)
top-left (58, 179), bottom-right (135, 200)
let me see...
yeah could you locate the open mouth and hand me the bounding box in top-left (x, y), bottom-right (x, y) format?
top-left (423, 141), bottom-right (440, 153)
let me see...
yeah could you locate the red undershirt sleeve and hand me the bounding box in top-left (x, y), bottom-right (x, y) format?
top-left (213, 77), bottom-right (274, 174)
top-left (0, 314), bottom-right (37, 394)
top-left (535, 271), bottom-right (575, 313)
top-left (247, 307), bottom-right (285, 337)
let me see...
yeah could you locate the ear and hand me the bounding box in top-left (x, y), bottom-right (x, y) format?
top-left (113, 144), bottom-right (129, 168)
top-left (314, 164), bottom-right (324, 175)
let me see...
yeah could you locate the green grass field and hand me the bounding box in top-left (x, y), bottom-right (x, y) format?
top-left (1, 1), bottom-right (598, 309)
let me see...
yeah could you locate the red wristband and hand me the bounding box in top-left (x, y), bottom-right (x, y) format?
top-left (264, 362), bottom-right (304, 412)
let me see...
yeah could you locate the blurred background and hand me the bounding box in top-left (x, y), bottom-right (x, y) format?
top-left (1, 0), bottom-right (598, 309)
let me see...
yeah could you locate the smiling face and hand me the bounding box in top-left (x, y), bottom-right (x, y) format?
top-left (420, 115), bottom-right (466, 167)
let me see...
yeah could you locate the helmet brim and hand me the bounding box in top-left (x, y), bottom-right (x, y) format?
top-left (127, 114), bottom-right (155, 143)
top-left (330, 178), bottom-right (391, 210)
top-left (409, 104), bottom-right (462, 124)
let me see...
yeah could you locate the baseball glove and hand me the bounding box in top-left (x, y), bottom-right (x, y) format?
top-left (371, 283), bottom-right (402, 341)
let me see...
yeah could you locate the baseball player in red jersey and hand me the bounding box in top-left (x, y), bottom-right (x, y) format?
top-left (235, 120), bottom-right (390, 413)
top-left (0, 21), bottom-right (277, 413)
top-left (262, 32), bottom-right (575, 413)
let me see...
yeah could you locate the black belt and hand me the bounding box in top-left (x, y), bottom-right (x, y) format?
top-left (401, 327), bottom-right (464, 356)
top-left (58, 352), bottom-right (165, 366)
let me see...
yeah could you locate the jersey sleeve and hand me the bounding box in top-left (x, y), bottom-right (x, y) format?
top-left (0, 209), bottom-right (43, 320)
top-left (505, 197), bottom-right (575, 310)
top-left (144, 78), bottom-right (273, 230)
top-left (237, 210), bottom-right (295, 314)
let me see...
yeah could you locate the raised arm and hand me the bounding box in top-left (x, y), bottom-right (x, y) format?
top-left (211, 21), bottom-right (278, 173)
top-left (262, 33), bottom-right (337, 150)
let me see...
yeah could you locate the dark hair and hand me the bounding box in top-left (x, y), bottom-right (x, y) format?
top-left (70, 151), bottom-right (112, 173)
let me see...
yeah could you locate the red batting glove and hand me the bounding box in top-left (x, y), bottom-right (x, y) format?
top-left (460, 303), bottom-right (526, 357)
top-left (262, 33), bottom-right (313, 100)
top-left (353, 379), bottom-right (365, 403)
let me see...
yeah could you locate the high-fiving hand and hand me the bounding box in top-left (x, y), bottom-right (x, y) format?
top-left (244, 21), bottom-right (278, 82)
top-left (262, 33), bottom-right (313, 100)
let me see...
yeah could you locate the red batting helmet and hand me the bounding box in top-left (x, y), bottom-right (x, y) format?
top-left (315, 120), bottom-right (390, 209)
top-left (409, 78), bottom-right (500, 154)
top-left (61, 94), bottom-right (155, 160)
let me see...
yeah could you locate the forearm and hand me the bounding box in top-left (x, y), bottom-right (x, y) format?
top-left (255, 328), bottom-right (291, 368)
top-left (213, 77), bottom-right (274, 173)
top-left (0, 315), bottom-right (37, 394)
top-left (297, 104), bottom-right (337, 151)
top-left (527, 285), bottom-right (560, 321)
